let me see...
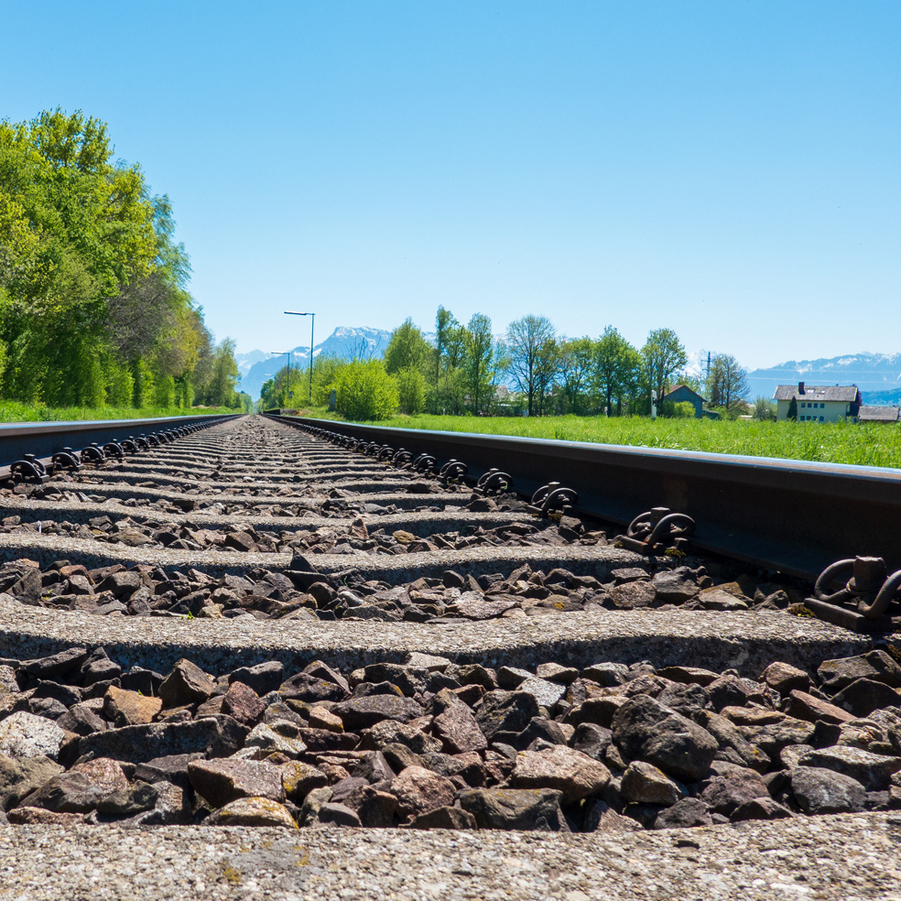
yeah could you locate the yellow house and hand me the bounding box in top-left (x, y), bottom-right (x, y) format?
top-left (774, 382), bottom-right (861, 422)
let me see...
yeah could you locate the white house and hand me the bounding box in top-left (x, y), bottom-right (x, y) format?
top-left (773, 382), bottom-right (862, 422)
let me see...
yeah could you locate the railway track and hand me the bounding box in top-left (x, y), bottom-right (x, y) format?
top-left (0, 413), bottom-right (898, 900)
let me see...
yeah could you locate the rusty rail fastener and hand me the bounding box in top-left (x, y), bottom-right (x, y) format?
top-left (617, 506), bottom-right (695, 554)
top-left (807, 557), bottom-right (901, 631)
top-left (527, 482), bottom-right (579, 516)
top-left (475, 469), bottom-right (514, 496)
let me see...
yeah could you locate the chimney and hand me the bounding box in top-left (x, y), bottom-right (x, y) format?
top-left (798, 382), bottom-right (805, 394)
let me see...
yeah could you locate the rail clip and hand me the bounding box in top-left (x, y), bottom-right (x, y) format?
top-left (805, 556), bottom-right (901, 632)
top-left (617, 506), bottom-right (695, 555)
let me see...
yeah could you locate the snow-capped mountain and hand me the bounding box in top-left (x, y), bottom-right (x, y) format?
top-left (238, 327), bottom-right (392, 398)
top-left (746, 353), bottom-right (901, 403)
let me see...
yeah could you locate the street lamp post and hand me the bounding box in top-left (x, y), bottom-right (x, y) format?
top-left (284, 311), bottom-right (315, 404)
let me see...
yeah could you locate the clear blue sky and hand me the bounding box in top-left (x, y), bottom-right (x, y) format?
top-left (4, 1), bottom-right (899, 369)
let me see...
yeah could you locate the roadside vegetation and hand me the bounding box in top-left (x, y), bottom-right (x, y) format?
top-left (0, 109), bottom-right (248, 418)
top-left (0, 401), bottom-right (245, 423)
top-left (309, 414), bottom-right (900, 468)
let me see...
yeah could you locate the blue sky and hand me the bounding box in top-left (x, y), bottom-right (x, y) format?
top-left (3, 1), bottom-right (899, 369)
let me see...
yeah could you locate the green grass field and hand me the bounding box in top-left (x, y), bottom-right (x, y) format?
top-left (308, 411), bottom-right (901, 469)
top-left (0, 402), bottom-right (239, 423)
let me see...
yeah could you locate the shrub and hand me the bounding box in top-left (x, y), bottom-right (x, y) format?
top-left (334, 360), bottom-right (398, 421)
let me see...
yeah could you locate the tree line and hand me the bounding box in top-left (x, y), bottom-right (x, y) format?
top-left (0, 109), bottom-right (246, 410)
top-left (261, 307), bottom-right (752, 420)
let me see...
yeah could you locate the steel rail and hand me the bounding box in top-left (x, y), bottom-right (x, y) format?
top-left (0, 413), bottom-right (243, 477)
top-left (268, 415), bottom-right (901, 582)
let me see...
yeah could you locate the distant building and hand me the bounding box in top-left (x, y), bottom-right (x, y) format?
top-left (773, 382), bottom-right (862, 422)
top-left (661, 384), bottom-right (706, 418)
top-left (858, 405), bottom-right (900, 424)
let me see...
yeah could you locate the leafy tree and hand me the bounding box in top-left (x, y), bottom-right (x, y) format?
top-left (383, 318), bottom-right (431, 375)
top-left (462, 313), bottom-right (495, 414)
top-left (752, 396), bottom-right (776, 421)
top-left (593, 326), bottom-right (642, 415)
top-left (0, 108), bottom-right (228, 410)
top-left (558, 337), bottom-right (595, 414)
top-left (706, 353), bottom-right (749, 414)
top-left (503, 315), bottom-right (556, 416)
top-left (431, 306), bottom-right (467, 414)
top-left (787, 396), bottom-right (798, 421)
top-left (641, 328), bottom-right (687, 408)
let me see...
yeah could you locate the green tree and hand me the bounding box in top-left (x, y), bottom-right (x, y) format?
top-left (462, 313), bottom-right (496, 414)
top-left (503, 315), bottom-right (557, 416)
top-left (384, 318), bottom-right (431, 375)
top-left (593, 326), bottom-right (642, 415)
top-left (558, 337), bottom-right (595, 414)
top-left (641, 328), bottom-right (687, 409)
top-left (706, 353), bottom-right (749, 415)
top-left (752, 396), bottom-right (776, 421)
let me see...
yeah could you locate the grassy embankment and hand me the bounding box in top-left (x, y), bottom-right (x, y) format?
top-left (0, 402), bottom-right (240, 423)
top-left (303, 411), bottom-right (901, 469)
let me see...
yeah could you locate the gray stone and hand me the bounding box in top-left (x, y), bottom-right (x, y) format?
top-left (612, 696), bottom-right (718, 781)
top-left (459, 788), bottom-right (565, 831)
top-left (790, 766), bottom-right (866, 814)
top-left (700, 768), bottom-right (769, 815)
top-left (73, 718), bottom-right (238, 764)
top-left (510, 745), bottom-right (611, 802)
top-left (188, 758), bottom-right (284, 807)
top-left (158, 659), bottom-right (215, 707)
top-left (831, 678), bottom-right (901, 718)
top-left (206, 797), bottom-right (297, 828)
top-left (0, 754), bottom-right (63, 811)
top-left (621, 761), bottom-right (683, 806)
top-left (652, 797), bottom-right (713, 829)
top-left (797, 745), bottom-right (901, 791)
top-left (332, 695), bottom-right (423, 731)
top-left (388, 765), bottom-right (456, 821)
top-left (0, 711), bottom-right (68, 760)
top-left (517, 677), bottom-right (567, 710)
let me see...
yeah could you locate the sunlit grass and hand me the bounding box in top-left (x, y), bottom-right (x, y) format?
top-left (304, 410), bottom-right (901, 469)
top-left (0, 402), bottom-right (239, 423)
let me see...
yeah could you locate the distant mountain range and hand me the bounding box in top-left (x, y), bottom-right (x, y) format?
top-left (238, 327), bottom-right (391, 399)
top-left (237, 329), bottom-right (901, 406)
top-left (746, 353), bottom-right (901, 405)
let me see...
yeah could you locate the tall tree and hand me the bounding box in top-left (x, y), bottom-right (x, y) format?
top-left (558, 337), bottom-right (595, 414)
top-left (462, 313), bottom-right (495, 414)
top-left (593, 326), bottom-right (642, 415)
top-left (383, 318), bottom-right (431, 375)
top-left (432, 306), bottom-right (467, 414)
top-left (503, 315), bottom-right (556, 416)
top-left (641, 328), bottom-right (687, 407)
top-left (706, 353), bottom-right (749, 414)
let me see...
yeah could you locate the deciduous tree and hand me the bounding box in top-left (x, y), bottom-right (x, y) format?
top-left (503, 315), bottom-right (556, 416)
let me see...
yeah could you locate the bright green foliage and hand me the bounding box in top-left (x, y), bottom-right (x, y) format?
top-left (706, 353), bottom-right (749, 415)
top-left (334, 360), bottom-right (398, 420)
top-left (503, 315), bottom-right (557, 416)
top-left (462, 313), bottom-right (496, 414)
top-left (558, 337), bottom-right (595, 415)
top-left (641, 328), bottom-right (687, 407)
top-left (383, 319), bottom-right (432, 375)
top-left (394, 366), bottom-right (427, 414)
top-left (593, 326), bottom-right (642, 416)
top-left (0, 108), bottom-right (236, 411)
top-left (431, 307), bottom-right (467, 414)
